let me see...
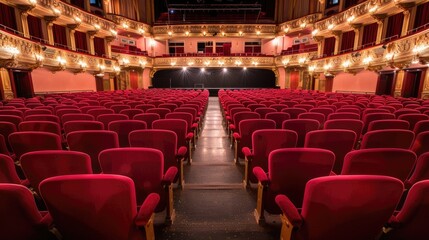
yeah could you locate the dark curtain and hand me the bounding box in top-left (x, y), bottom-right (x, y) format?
top-left (152, 68), bottom-right (275, 88)
top-left (53, 24), bottom-right (68, 48)
top-left (70, 0), bottom-right (86, 9)
top-left (0, 3), bottom-right (17, 31)
top-left (74, 30), bottom-right (88, 51)
top-left (414, 2), bottom-right (429, 29)
top-left (340, 30), bottom-right (355, 53)
top-left (323, 37), bottom-right (336, 57)
top-left (385, 13), bottom-right (404, 40)
top-left (27, 15), bottom-right (44, 40)
top-left (361, 23), bottom-right (378, 47)
top-left (94, 37), bottom-right (105, 57)
top-left (344, 0), bottom-right (359, 9)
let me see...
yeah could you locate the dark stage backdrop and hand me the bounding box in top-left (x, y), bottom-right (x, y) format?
top-left (152, 68), bottom-right (276, 89)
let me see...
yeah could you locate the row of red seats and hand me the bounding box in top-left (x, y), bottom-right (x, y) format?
top-left (219, 89), bottom-right (429, 239)
top-left (0, 89), bottom-right (209, 239)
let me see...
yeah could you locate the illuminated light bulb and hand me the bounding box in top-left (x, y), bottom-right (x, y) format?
top-left (312, 29), bottom-right (319, 36)
top-left (94, 24), bottom-right (101, 30)
top-left (183, 67), bottom-right (187, 70)
top-left (185, 31), bottom-right (189, 36)
top-left (347, 15), bottom-right (355, 23)
top-left (363, 56), bottom-right (373, 65)
top-left (328, 24), bottom-right (334, 30)
top-left (256, 30), bottom-right (261, 35)
top-left (369, 5), bottom-right (378, 13)
top-left (342, 60), bottom-right (351, 68)
top-left (223, 68), bottom-right (227, 72)
top-left (74, 16), bottom-right (82, 23)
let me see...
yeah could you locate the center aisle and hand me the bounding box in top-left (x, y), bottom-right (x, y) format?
top-left (156, 97), bottom-right (279, 240)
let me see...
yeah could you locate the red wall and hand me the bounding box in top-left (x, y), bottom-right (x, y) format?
top-left (31, 68), bottom-right (96, 93)
top-left (332, 70), bottom-right (378, 93)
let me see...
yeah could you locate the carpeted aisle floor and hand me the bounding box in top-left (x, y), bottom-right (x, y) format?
top-left (155, 97), bottom-right (280, 240)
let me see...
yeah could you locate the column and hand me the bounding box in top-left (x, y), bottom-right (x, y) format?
top-left (401, 10), bottom-right (411, 37)
top-left (421, 68), bottom-right (429, 99)
top-left (284, 68), bottom-right (291, 89)
top-left (332, 30), bottom-right (342, 55)
top-left (44, 16), bottom-right (58, 46)
top-left (17, 6), bottom-right (33, 38)
top-left (67, 24), bottom-right (79, 51)
top-left (394, 69), bottom-right (405, 97)
top-left (313, 73), bottom-right (320, 91)
top-left (105, 36), bottom-right (116, 58)
top-left (313, 36), bottom-right (324, 57)
top-left (88, 31), bottom-right (98, 55)
top-left (351, 24), bottom-right (362, 50)
top-left (371, 14), bottom-right (387, 44)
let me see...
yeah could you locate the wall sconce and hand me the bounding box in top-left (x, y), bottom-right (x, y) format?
top-left (138, 28), bottom-right (145, 34)
top-left (32, 53), bottom-right (43, 67)
top-left (170, 61), bottom-right (176, 66)
top-left (413, 45), bottom-right (428, 54)
top-left (323, 63), bottom-right (332, 71)
top-left (218, 60), bottom-right (224, 66)
top-left (185, 31), bottom-right (190, 36)
top-left (235, 60), bottom-right (242, 66)
top-left (28, 0), bottom-right (37, 6)
top-left (282, 58), bottom-right (289, 66)
top-left (363, 56), bottom-right (373, 65)
top-left (139, 60), bottom-right (147, 67)
top-left (300, 22), bottom-right (307, 28)
top-left (204, 61), bottom-right (210, 66)
top-left (342, 60), bottom-right (351, 69)
top-left (283, 26), bottom-right (289, 34)
top-left (221, 31), bottom-right (226, 36)
top-left (385, 52), bottom-right (394, 61)
top-left (122, 22), bottom-right (129, 29)
top-left (187, 61), bottom-right (194, 66)
top-left (93, 24), bottom-right (101, 30)
top-left (149, 39), bottom-right (156, 47)
top-left (98, 64), bottom-right (105, 71)
top-left (56, 56), bottom-right (67, 70)
top-left (312, 29), bottom-right (319, 36)
top-left (347, 15), bottom-right (355, 23)
top-left (238, 31), bottom-right (243, 36)
top-left (308, 65), bottom-right (316, 73)
top-left (1, 46), bottom-right (20, 59)
top-left (327, 24), bottom-right (334, 30)
top-left (113, 66), bottom-right (121, 75)
top-left (368, 5), bottom-right (378, 13)
top-left (51, 7), bottom-right (61, 16)
top-left (256, 30), bottom-right (261, 35)
top-left (168, 31), bottom-right (173, 36)
top-left (121, 58), bottom-right (130, 67)
top-left (74, 16), bottom-right (82, 24)
top-left (298, 57), bottom-right (307, 65)
top-left (110, 29), bottom-right (118, 36)
top-left (252, 61), bottom-right (258, 66)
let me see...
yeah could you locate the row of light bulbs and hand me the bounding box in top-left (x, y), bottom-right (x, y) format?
top-left (169, 60), bottom-right (259, 67)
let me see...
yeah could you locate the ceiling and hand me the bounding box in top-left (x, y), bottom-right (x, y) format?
top-left (154, 0), bottom-right (276, 24)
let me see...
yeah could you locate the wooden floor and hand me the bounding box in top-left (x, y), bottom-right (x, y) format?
top-left (155, 97), bottom-right (280, 240)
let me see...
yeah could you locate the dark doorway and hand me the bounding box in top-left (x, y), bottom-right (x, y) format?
top-left (9, 70), bottom-right (34, 98)
top-left (376, 71), bottom-right (396, 96)
top-left (95, 76), bottom-right (104, 91)
top-left (402, 69), bottom-right (426, 98)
